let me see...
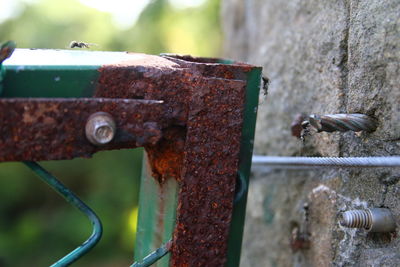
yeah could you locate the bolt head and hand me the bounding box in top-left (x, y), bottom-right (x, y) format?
top-left (85, 112), bottom-right (116, 145)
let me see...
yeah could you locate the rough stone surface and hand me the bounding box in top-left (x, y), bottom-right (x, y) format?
top-left (222, 0), bottom-right (400, 266)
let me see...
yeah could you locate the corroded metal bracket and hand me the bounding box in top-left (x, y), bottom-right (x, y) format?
top-left (1, 49), bottom-right (261, 266)
top-left (0, 98), bottom-right (166, 161)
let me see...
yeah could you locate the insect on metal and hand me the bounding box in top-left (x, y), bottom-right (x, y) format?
top-left (69, 41), bottom-right (98, 49)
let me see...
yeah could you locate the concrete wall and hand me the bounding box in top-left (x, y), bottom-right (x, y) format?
top-left (222, 0), bottom-right (400, 266)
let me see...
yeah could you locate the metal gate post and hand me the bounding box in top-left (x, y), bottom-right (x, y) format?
top-left (1, 48), bottom-right (261, 266)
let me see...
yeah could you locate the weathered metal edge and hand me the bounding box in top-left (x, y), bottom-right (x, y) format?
top-left (226, 66), bottom-right (262, 267)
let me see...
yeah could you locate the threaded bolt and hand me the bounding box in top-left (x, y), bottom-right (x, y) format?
top-left (340, 208), bottom-right (396, 232)
top-left (341, 210), bottom-right (372, 229)
top-left (85, 112), bottom-right (116, 146)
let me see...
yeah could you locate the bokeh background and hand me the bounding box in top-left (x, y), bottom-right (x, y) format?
top-left (0, 0), bottom-right (221, 266)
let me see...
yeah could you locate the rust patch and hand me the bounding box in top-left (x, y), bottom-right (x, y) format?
top-left (162, 54), bottom-right (254, 81)
top-left (145, 127), bottom-right (186, 183)
top-left (171, 77), bottom-right (247, 267)
top-left (95, 65), bottom-right (189, 126)
top-left (0, 98), bottom-right (167, 161)
top-left (96, 55), bottom-right (252, 266)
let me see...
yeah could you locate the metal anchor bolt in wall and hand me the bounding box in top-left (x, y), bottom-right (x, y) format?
top-left (85, 112), bottom-right (116, 146)
top-left (340, 208), bottom-right (396, 233)
top-left (308, 113), bottom-right (377, 133)
top-left (291, 113), bottom-right (378, 139)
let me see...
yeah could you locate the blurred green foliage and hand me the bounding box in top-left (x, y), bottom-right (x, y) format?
top-left (0, 151), bottom-right (143, 267)
top-left (0, 0), bottom-right (221, 56)
top-left (0, 0), bottom-right (221, 266)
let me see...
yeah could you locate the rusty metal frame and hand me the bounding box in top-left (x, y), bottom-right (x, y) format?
top-left (1, 49), bottom-right (261, 266)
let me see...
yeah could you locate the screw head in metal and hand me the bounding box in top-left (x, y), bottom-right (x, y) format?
top-left (85, 112), bottom-right (116, 146)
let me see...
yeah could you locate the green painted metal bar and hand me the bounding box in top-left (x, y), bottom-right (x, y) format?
top-left (1, 48), bottom-right (149, 98)
top-left (2, 49), bottom-right (98, 97)
top-left (134, 156), bottom-right (178, 267)
top-left (226, 66), bottom-right (262, 267)
top-left (234, 171), bottom-right (247, 205)
top-left (24, 161), bottom-right (103, 267)
top-left (130, 239), bottom-right (172, 267)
